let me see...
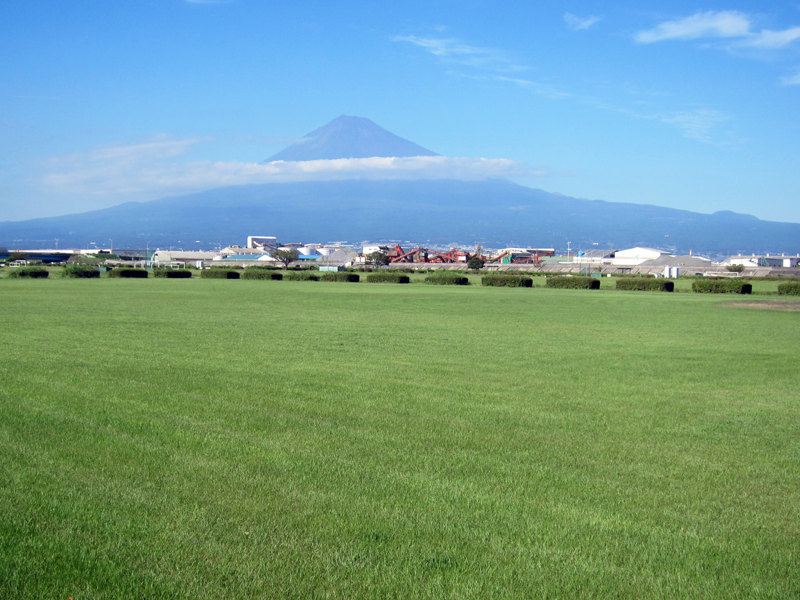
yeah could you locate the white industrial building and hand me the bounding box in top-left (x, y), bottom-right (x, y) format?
top-left (246, 236), bottom-right (278, 250)
top-left (723, 254), bottom-right (800, 268)
top-left (573, 249), bottom-right (618, 264)
top-left (612, 247), bottom-right (671, 266)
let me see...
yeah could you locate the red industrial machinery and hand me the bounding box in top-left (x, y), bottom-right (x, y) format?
top-left (389, 245), bottom-right (488, 264)
top-left (386, 244), bottom-right (552, 264)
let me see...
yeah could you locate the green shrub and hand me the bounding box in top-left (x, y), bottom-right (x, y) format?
top-left (545, 277), bottom-right (599, 290)
top-left (467, 257), bottom-right (485, 270)
top-left (153, 269), bottom-right (192, 279)
top-left (200, 269), bottom-right (240, 279)
top-left (616, 279), bottom-right (674, 292)
top-left (777, 282), bottom-right (800, 296)
top-left (425, 274), bottom-right (469, 285)
top-left (366, 273), bottom-right (410, 284)
top-left (481, 275), bottom-right (533, 287)
top-left (241, 270), bottom-right (283, 280)
top-left (691, 279), bottom-right (752, 294)
top-left (61, 265), bottom-right (100, 278)
top-left (320, 272), bottom-right (360, 282)
top-left (7, 267), bottom-right (49, 279)
top-left (107, 268), bottom-right (149, 278)
top-left (726, 264), bottom-right (746, 273)
top-left (285, 272), bottom-right (319, 281)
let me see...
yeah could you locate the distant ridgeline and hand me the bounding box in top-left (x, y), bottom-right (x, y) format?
top-left (2, 179), bottom-right (799, 255)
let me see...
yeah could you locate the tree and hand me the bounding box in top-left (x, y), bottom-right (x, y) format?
top-left (5, 251), bottom-right (27, 264)
top-left (467, 256), bottom-right (485, 270)
top-left (272, 249), bottom-right (299, 269)
top-left (726, 264), bottom-right (746, 273)
top-left (367, 251), bottom-right (390, 267)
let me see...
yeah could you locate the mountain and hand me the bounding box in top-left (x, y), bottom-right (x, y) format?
top-left (263, 115), bottom-right (438, 162)
top-left (2, 179), bottom-right (798, 255)
top-left (3, 116), bottom-right (798, 254)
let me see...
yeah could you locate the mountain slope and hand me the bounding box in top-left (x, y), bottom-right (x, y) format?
top-left (264, 115), bottom-right (438, 162)
top-left (2, 178), bottom-right (797, 255)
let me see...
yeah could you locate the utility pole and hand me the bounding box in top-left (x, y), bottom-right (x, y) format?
top-left (567, 241), bottom-right (571, 262)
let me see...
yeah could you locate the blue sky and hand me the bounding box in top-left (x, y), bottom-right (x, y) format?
top-left (1, 0), bottom-right (799, 223)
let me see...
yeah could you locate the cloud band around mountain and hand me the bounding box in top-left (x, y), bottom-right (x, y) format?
top-left (41, 140), bottom-right (532, 201)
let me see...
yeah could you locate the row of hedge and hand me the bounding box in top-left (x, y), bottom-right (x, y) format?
top-left (366, 273), bottom-right (410, 284)
top-left (107, 268), bottom-right (149, 278)
top-left (62, 265), bottom-right (100, 278)
top-left (691, 279), bottom-right (752, 294)
top-left (482, 275), bottom-right (533, 287)
top-left (425, 275), bottom-right (469, 285)
top-left (153, 269), bottom-right (192, 279)
top-left (616, 279), bottom-right (674, 292)
top-left (7, 267), bottom-right (49, 278)
top-left (6, 268), bottom-right (797, 298)
top-left (241, 270), bottom-right (283, 280)
top-left (778, 282), bottom-right (800, 296)
top-left (546, 277), bottom-right (600, 290)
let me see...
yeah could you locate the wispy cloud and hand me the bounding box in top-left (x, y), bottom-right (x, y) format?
top-left (657, 109), bottom-right (729, 143)
top-left (392, 34), bottom-right (527, 73)
top-left (635, 11), bottom-right (751, 43)
top-left (737, 26), bottom-right (800, 49)
top-left (564, 13), bottom-right (600, 32)
top-left (40, 138), bottom-right (532, 201)
top-left (635, 11), bottom-right (800, 50)
top-left (781, 69), bottom-right (800, 85)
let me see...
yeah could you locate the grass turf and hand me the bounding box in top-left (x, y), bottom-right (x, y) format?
top-left (1, 279), bottom-right (799, 598)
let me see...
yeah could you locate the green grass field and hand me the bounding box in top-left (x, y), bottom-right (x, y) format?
top-left (2, 278), bottom-right (799, 598)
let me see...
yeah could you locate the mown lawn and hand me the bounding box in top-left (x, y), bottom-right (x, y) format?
top-left (1, 278), bottom-right (799, 598)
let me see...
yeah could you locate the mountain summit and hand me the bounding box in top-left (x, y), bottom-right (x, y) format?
top-left (263, 115), bottom-right (439, 162)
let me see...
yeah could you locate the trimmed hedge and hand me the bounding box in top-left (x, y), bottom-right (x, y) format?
top-left (61, 265), bottom-right (100, 278)
top-left (482, 275), bottom-right (533, 287)
top-left (241, 270), bottom-right (283, 280)
top-left (366, 273), bottom-right (410, 284)
top-left (616, 279), bottom-right (674, 292)
top-left (320, 272), bottom-right (360, 282)
top-left (285, 272), bottom-right (319, 281)
top-left (7, 267), bottom-right (49, 278)
top-left (107, 268), bottom-right (149, 278)
top-left (424, 275), bottom-right (469, 285)
top-left (777, 282), bottom-right (800, 296)
top-left (691, 279), bottom-right (752, 294)
top-left (546, 276), bottom-right (599, 290)
top-left (153, 269), bottom-right (193, 279)
top-left (200, 269), bottom-right (240, 279)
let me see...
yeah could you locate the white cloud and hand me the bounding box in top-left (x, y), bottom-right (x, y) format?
top-left (737, 26), bottom-right (800, 48)
top-left (40, 139), bottom-right (531, 201)
top-left (781, 69), bottom-right (800, 85)
top-left (392, 34), bottom-right (527, 73)
top-left (658, 109), bottom-right (728, 143)
top-left (635, 11), bottom-right (751, 43)
top-left (564, 13), bottom-right (600, 31)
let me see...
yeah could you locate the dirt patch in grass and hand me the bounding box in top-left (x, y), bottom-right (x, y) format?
top-left (722, 299), bottom-right (800, 312)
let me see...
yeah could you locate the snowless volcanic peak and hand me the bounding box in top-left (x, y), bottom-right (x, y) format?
top-left (263, 115), bottom-right (439, 162)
